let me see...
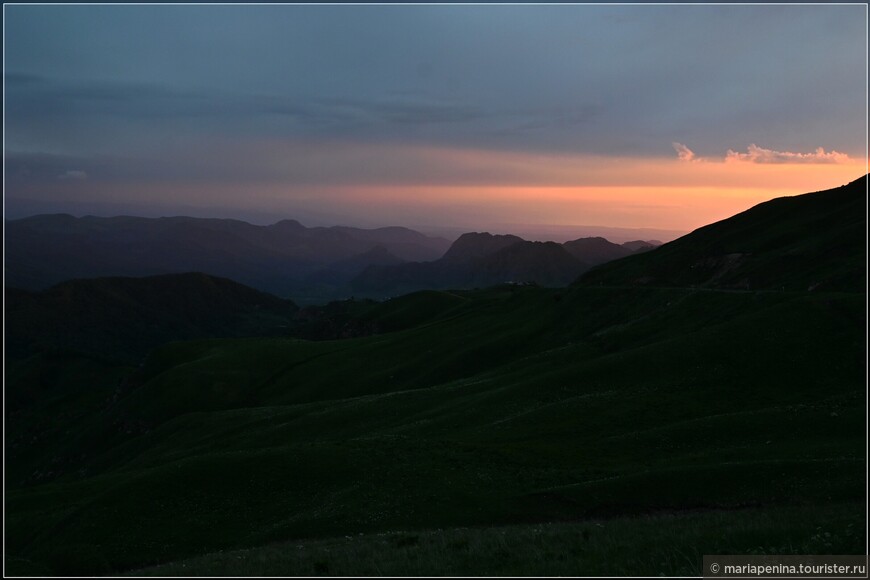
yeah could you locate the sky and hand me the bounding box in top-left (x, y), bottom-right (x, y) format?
top-left (4, 4), bottom-right (867, 239)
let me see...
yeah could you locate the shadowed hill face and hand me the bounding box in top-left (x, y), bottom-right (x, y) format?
top-left (330, 245), bottom-right (404, 273)
top-left (473, 241), bottom-right (588, 286)
top-left (5, 272), bottom-right (299, 363)
top-left (576, 175), bottom-right (867, 292)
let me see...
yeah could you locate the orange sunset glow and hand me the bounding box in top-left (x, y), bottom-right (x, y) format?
top-left (6, 4), bottom-right (866, 239)
top-left (15, 143), bottom-right (864, 238)
top-left (300, 145), bottom-right (867, 232)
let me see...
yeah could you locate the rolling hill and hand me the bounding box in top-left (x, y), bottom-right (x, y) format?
top-left (5, 272), bottom-right (298, 363)
top-left (577, 174), bottom-right (867, 292)
top-left (4, 175), bottom-right (866, 576)
top-left (6, 284), bottom-right (864, 575)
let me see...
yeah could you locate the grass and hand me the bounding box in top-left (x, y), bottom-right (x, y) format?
top-left (577, 176), bottom-right (865, 292)
top-left (4, 285), bottom-right (866, 575)
top-left (124, 502), bottom-right (865, 577)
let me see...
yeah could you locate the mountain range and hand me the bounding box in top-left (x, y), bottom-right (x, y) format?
top-left (350, 233), bottom-right (657, 298)
top-left (5, 213), bottom-right (659, 303)
top-left (4, 214), bottom-right (450, 303)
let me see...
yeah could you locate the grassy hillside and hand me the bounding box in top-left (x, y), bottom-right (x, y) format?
top-left (5, 272), bottom-right (298, 363)
top-left (5, 284), bottom-right (865, 575)
top-left (4, 177), bottom-right (866, 576)
top-left (126, 503), bottom-right (863, 577)
top-left (577, 175), bottom-right (867, 292)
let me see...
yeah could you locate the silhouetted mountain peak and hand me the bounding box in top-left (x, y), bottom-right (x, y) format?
top-left (465, 240), bottom-right (588, 287)
top-left (351, 237), bottom-right (590, 296)
top-left (568, 236), bottom-right (609, 244)
top-left (622, 240), bottom-right (661, 253)
top-left (270, 219), bottom-right (305, 231)
top-left (441, 232), bottom-right (525, 263)
top-left (563, 236), bottom-right (632, 265)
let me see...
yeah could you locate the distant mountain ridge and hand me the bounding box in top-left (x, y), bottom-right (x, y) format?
top-left (5, 214), bottom-right (451, 303)
top-left (6, 213), bottom-right (663, 303)
top-left (576, 174), bottom-right (867, 292)
top-left (562, 236), bottom-right (658, 264)
top-left (440, 232), bottom-right (526, 263)
top-left (351, 232), bottom-right (659, 297)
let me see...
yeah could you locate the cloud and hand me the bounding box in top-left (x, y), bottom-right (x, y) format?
top-left (672, 142), bottom-right (697, 162)
top-left (58, 169), bottom-right (88, 180)
top-left (673, 143), bottom-right (852, 165)
top-left (725, 144), bottom-right (850, 164)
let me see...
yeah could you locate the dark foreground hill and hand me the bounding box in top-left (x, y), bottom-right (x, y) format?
top-left (5, 273), bottom-right (298, 364)
top-left (4, 176), bottom-right (866, 576)
top-left (6, 284), bottom-right (864, 576)
top-left (4, 214), bottom-right (450, 303)
top-left (577, 174), bottom-right (867, 292)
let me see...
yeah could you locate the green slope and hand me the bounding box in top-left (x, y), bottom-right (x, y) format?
top-left (5, 285), bottom-right (865, 575)
top-left (125, 503), bottom-right (864, 577)
top-left (4, 177), bottom-right (866, 576)
top-left (5, 272), bottom-right (299, 363)
top-left (576, 175), bottom-right (867, 291)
